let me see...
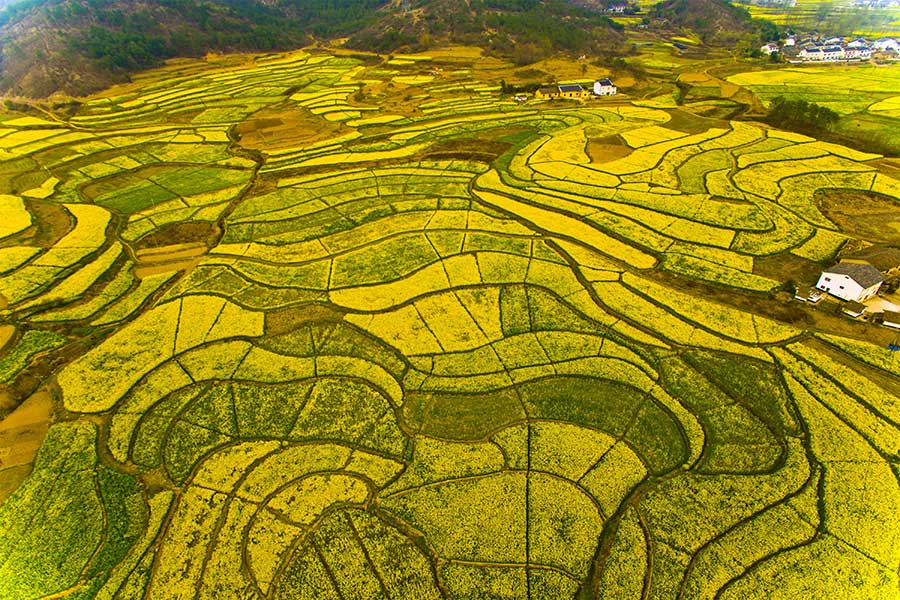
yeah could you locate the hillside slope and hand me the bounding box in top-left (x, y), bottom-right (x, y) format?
top-left (0, 0), bottom-right (626, 98)
top-left (346, 0), bottom-right (626, 63)
top-left (0, 0), bottom-right (379, 98)
top-left (649, 0), bottom-right (777, 44)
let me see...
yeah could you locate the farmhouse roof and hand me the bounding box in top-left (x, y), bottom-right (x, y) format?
top-left (823, 46), bottom-right (842, 52)
top-left (597, 78), bottom-right (614, 86)
top-left (559, 84), bottom-right (584, 93)
top-left (825, 262), bottom-right (885, 288)
top-left (538, 86), bottom-right (558, 95)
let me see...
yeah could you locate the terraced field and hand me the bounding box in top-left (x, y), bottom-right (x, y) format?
top-left (727, 65), bottom-right (900, 153)
top-left (1, 49), bottom-right (900, 599)
top-left (743, 0), bottom-right (900, 37)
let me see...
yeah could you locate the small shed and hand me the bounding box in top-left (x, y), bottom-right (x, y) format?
top-left (842, 301), bottom-right (867, 318)
top-left (794, 286), bottom-right (823, 303)
top-left (883, 310), bottom-right (900, 329)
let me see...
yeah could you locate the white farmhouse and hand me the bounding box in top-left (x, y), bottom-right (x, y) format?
top-left (784, 37), bottom-right (796, 46)
top-left (847, 37), bottom-right (869, 48)
top-left (874, 37), bottom-right (900, 52)
top-left (844, 46), bottom-right (872, 59)
top-left (760, 42), bottom-right (780, 55)
top-left (593, 78), bottom-right (617, 96)
top-left (816, 262), bottom-right (885, 302)
top-left (822, 45), bottom-right (844, 60)
top-left (800, 47), bottom-right (824, 60)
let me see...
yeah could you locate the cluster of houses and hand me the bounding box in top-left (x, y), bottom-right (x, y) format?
top-left (796, 252), bottom-right (900, 326)
top-left (760, 35), bottom-right (900, 63)
top-left (529, 79), bottom-right (617, 101)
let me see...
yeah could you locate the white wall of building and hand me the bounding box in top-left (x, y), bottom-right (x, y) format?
top-left (816, 271), bottom-right (881, 302)
top-left (593, 81), bottom-right (617, 96)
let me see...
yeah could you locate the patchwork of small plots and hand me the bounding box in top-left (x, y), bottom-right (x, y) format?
top-left (1, 49), bottom-right (900, 600)
top-left (727, 66), bottom-right (900, 117)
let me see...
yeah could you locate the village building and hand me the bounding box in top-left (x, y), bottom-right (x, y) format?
top-left (535, 84), bottom-right (589, 100)
top-left (784, 36), bottom-right (796, 46)
top-left (822, 45), bottom-right (844, 60)
top-left (558, 83), bottom-right (588, 98)
top-left (794, 286), bottom-right (824, 303)
top-left (875, 37), bottom-right (900, 52)
top-left (593, 78), bottom-right (617, 96)
top-left (842, 301), bottom-right (868, 318)
top-left (760, 42), bottom-right (780, 55)
top-left (844, 46), bottom-right (872, 59)
top-left (882, 310), bottom-right (900, 329)
top-left (816, 262), bottom-right (885, 302)
top-left (799, 46), bottom-right (824, 60)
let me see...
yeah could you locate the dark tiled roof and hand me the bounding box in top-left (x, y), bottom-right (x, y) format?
top-left (827, 262), bottom-right (885, 288)
top-left (597, 78), bottom-right (614, 86)
top-left (823, 46), bottom-right (842, 52)
top-left (559, 84), bottom-right (583, 93)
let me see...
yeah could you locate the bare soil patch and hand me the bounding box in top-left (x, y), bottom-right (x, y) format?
top-left (135, 243), bottom-right (207, 277)
top-left (135, 221), bottom-right (220, 250)
top-left (587, 135), bottom-right (631, 163)
top-left (80, 166), bottom-right (169, 202)
top-left (3, 201), bottom-right (74, 249)
top-left (754, 251), bottom-right (826, 283)
top-left (423, 138), bottom-right (512, 162)
top-left (0, 326), bottom-right (14, 352)
top-left (235, 105), bottom-right (346, 151)
top-left (664, 108), bottom-right (729, 134)
top-left (266, 304), bottom-right (346, 335)
top-left (817, 189), bottom-right (900, 245)
top-left (0, 390), bottom-right (52, 505)
top-left (873, 157), bottom-right (900, 179)
top-left (134, 259), bottom-right (201, 278)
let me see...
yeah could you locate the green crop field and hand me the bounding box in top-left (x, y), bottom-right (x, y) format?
top-left (1, 48), bottom-right (900, 599)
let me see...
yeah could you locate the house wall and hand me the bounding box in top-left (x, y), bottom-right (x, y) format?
top-left (816, 272), bottom-right (881, 301)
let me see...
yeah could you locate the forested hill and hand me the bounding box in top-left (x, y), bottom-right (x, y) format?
top-left (649, 0), bottom-right (778, 44)
top-left (0, 0), bottom-right (376, 98)
top-left (345, 0), bottom-right (626, 63)
top-left (0, 0), bottom-right (626, 98)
